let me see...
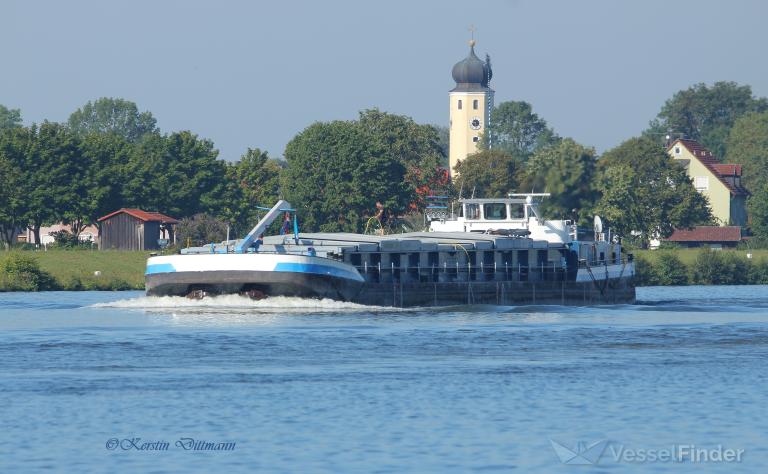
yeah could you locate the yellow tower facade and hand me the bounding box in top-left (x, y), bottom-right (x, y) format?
top-left (449, 40), bottom-right (494, 177)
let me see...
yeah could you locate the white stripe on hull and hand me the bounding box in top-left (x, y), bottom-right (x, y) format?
top-left (576, 263), bottom-right (634, 282)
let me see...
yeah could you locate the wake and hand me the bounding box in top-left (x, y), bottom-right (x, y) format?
top-left (90, 294), bottom-right (392, 312)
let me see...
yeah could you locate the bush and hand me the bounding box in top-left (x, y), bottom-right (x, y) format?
top-left (0, 254), bottom-right (57, 291)
top-left (690, 250), bottom-right (751, 285)
top-left (720, 252), bottom-right (751, 285)
top-left (748, 258), bottom-right (768, 284)
top-left (633, 255), bottom-right (656, 286)
top-left (176, 214), bottom-right (228, 247)
top-left (738, 237), bottom-right (768, 250)
top-left (49, 230), bottom-right (93, 250)
top-left (654, 252), bottom-right (688, 285)
top-left (11, 242), bottom-right (39, 251)
top-left (691, 250), bottom-right (724, 284)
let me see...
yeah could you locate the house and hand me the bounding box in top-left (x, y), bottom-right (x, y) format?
top-left (97, 209), bottom-right (178, 251)
top-left (662, 226), bottom-right (743, 249)
top-left (21, 223), bottom-right (99, 246)
top-left (667, 139), bottom-right (748, 226)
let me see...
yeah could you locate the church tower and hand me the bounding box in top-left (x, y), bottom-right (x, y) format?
top-left (449, 39), bottom-right (494, 178)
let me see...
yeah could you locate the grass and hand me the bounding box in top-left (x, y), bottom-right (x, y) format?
top-left (634, 248), bottom-right (768, 265)
top-left (4, 246), bottom-right (768, 292)
top-left (3, 249), bottom-right (151, 290)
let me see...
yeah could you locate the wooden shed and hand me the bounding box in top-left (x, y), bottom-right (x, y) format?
top-left (97, 209), bottom-right (178, 251)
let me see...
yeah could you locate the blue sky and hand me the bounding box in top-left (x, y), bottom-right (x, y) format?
top-left (3, 0), bottom-right (766, 160)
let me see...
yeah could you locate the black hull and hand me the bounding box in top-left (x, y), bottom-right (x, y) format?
top-left (352, 278), bottom-right (635, 306)
top-left (146, 271), bottom-right (635, 307)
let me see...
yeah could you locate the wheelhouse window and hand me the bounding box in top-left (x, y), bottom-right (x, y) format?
top-left (510, 204), bottom-right (524, 219)
top-left (465, 203), bottom-right (481, 220)
top-left (483, 203), bottom-right (507, 220)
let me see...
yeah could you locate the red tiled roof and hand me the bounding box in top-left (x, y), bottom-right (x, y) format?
top-left (668, 139), bottom-right (749, 196)
top-left (97, 208), bottom-right (179, 224)
top-left (711, 163), bottom-right (742, 176)
top-left (665, 226), bottom-right (742, 243)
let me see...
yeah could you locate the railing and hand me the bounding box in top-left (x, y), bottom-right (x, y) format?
top-left (353, 261), bottom-right (570, 284)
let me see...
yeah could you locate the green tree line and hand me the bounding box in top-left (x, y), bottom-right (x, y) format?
top-left (0, 99), bottom-right (446, 247)
top-left (635, 250), bottom-right (768, 286)
top-left (3, 81), bottom-right (768, 250)
top-left (456, 81), bottom-right (768, 246)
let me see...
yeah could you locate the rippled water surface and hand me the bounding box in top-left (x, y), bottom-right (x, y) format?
top-left (1, 287), bottom-right (767, 473)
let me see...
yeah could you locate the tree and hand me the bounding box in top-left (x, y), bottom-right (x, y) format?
top-left (453, 149), bottom-right (524, 198)
top-left (122, 131), bottom-right (225, 218)
top-left (176, 214), bottom-right (228, 247)
top-left (432, 124), bottom-right (450, 168)
top-left (72, 133), bottom-right (132, 235)
top-left (480, 101), bottom-right (559, 159)
top-left (21, 123), bottom-right (87, 244)
top-left (748, 187), bottom-right (768, 241)
top-left (594, 137), bottom-right (713, 245)
top-left (524, 138), bottom-right (598, 221)
top-left (357, 109), bottom-right (446, 210)
top-left (68, 97), bottom-right (158, 142)
top-left (646, 81), bottom-right (768, 159)
top-left (653, 252), bottom-right (689, 286)
top-left (282, 120), bottom-right (410, 233)
top-left (219, 148), bottom-right (283, 236)
top-left (725, 111), bottom-right (768, 192)
top-left (0, 151), bottom-right (27, 249)
top-left (0, 105), bottom-right (22, 130)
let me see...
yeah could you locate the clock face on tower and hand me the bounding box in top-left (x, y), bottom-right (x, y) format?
top-left (470, 117), bottom-right (481, 130)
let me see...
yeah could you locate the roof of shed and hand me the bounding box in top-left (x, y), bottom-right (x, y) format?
top-left (97, 208), bottom-right (179, 224)
top-left (665, 226), bottom-right (742, 242)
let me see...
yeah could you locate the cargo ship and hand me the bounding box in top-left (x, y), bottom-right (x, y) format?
top-left (145, 195), bottom-right (635, 306)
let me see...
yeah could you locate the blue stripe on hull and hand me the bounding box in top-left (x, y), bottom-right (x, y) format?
top-left (273, 262), bottom-right (361, 281)
top-left (145, 263), bottom-right (176, 275)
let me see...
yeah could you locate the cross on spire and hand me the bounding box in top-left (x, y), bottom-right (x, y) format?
top-left (468, 24), bottom-right (477, 47)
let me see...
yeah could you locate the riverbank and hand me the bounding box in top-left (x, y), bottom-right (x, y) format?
top-left (633, 248), bottom-right (768, 286)
top-left (0, 250), bottom-right (149, 291)
top-left (2, 248), bottom-right (768, 291)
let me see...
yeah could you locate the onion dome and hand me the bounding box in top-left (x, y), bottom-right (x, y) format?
top-left (451, 40), bottom-right (492, 91)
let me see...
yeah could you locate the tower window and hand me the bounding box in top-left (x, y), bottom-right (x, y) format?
top-left (473, 100), bottom-right (478, 109)
top-left (458, 100), bottom-right (462, 110)
top-left (473, 136), bottom-right (479, 142)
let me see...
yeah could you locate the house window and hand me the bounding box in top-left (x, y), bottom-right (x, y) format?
top-left (473, 99), bottom-right (479, 109)
top-left (674, 147), bottom-right (681, 155)
top-left (458, 100), bottom-right (462, 110)
top-left (695, 176), bottom-right (709, 191)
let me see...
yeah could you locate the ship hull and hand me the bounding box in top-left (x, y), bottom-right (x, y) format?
top-left (351, 278), bottom-right (635, 307)
top-left (145, 254), bottom-right (635, 306)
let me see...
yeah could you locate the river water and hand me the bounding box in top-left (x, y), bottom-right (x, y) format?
top-left (1, 286), bottom-right (767, 473)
